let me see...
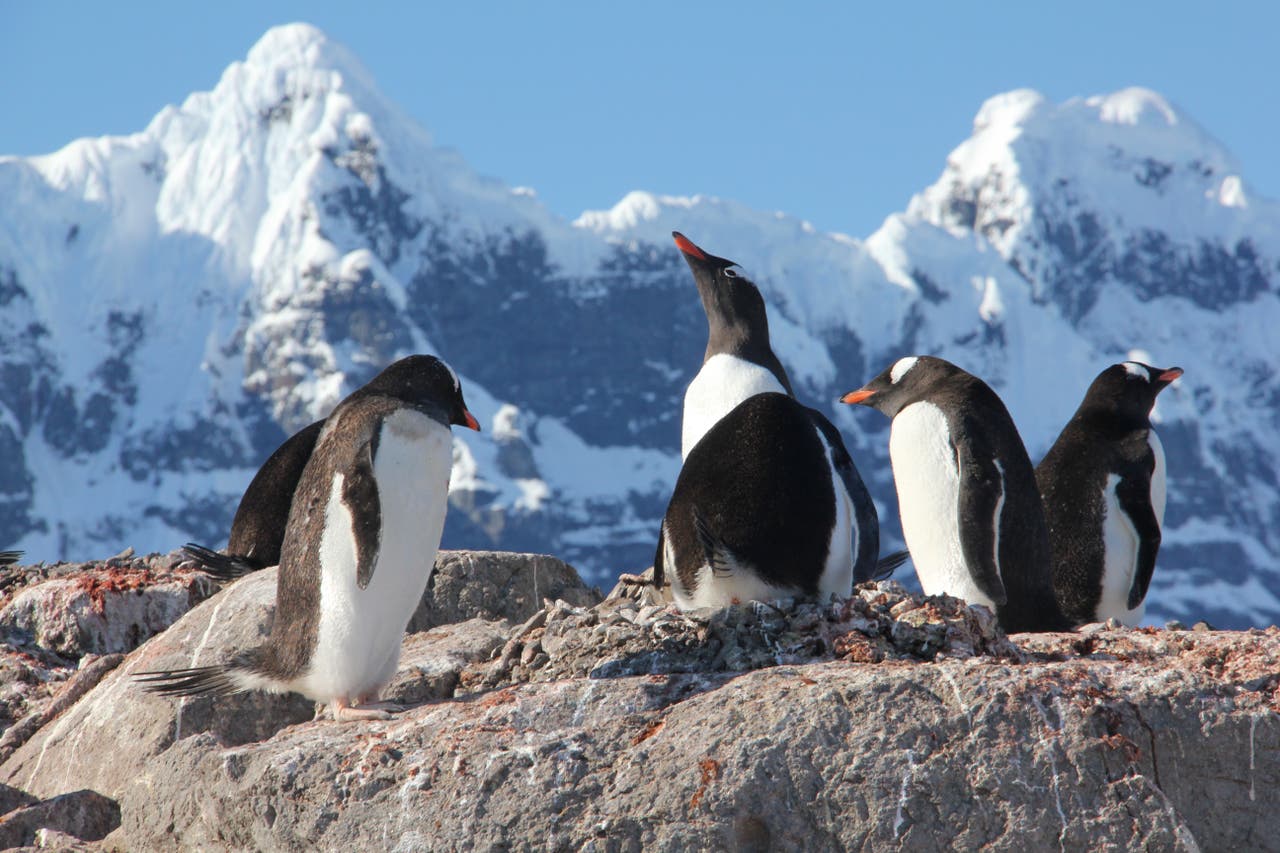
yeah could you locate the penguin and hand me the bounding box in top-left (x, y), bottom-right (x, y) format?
top-left (1036, 361), bottom-right (1183, 627)
top-left (137, 355), bottom-right (480, 721)
top-left (655, 391), bottom-right (881, 609)
top-left (674, 231), bottom-right (793, 460)
top-left (0, 551), bottom-right (21, 566)
top-left (842, 356), bottom-right (1069, 632)
top-left (183, 420), bottom-right (325, 580)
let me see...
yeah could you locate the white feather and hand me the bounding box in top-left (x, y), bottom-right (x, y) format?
top-left (813, 424), bottom-right (855, 598)
top-left (889, 401), bottom-right (999, 610)
top-left (1097, 429), bottom-right (1165, 625)
top-left (300, 409), bottom-right (453, 703)
top-left (681, 353), bottom-right (786, 460)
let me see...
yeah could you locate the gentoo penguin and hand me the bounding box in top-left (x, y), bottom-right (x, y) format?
top-left (655, 392), bottom-right (881, 609)
top-left (674, 231), bottom-right (793, 460)
top-left (184, 420), bottom-right (325, 580)
top-left (0, 551), bottom-right (20, 566)
top-left (842, 356), bottom-right (1068, 632)
top-left (1036, 361), bottom-right (1183, 627)
top-left (137, 355), bottom-right (480, 721)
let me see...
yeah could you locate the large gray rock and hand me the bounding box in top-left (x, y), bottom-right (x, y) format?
top-left (103, 625), bottom-right (1278, 851)
top-left (2, 547), bottom-right (1277, 851)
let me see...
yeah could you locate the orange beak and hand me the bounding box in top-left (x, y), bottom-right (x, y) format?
top-left (840, 389), bottom-right (876, 405)
top-left (1158, 367), bottom-right (1184, 383)
top-left (672, 231), bottom-right (708, 260)
top-left (463, 410), bottom-right (481, 431)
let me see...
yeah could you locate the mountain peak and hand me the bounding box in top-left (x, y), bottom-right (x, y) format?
top-left (244, 23), bottom-right (351, 76)
top-left (1087, 87), bottom-right (1180, 128)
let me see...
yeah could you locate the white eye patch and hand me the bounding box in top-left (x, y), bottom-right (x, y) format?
top-left (723, 264), bottom-right (745, 279)
top-left (891, 356), bottom-right (920, 384)
top-left (1122, 362), bottom-right (1150, 381)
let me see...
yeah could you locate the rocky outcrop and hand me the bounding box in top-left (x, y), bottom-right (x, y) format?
top-left (0, 550), bottom-right (1276, 850)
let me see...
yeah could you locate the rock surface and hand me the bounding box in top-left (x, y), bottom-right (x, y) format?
top-left (0, 550), bottom-right (1277, 850)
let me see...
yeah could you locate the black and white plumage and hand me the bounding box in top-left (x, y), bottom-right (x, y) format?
top-left (0, 551), bottom-right (21, 566)
top-left (1036, 361), bottom-right (1183, 627)
top-left (674, 231), bottom-right (793, 460)
top-left (184, 420), bottom-right (325, 581)
top-left (843, 356), bottom-right (1069, 632)
top-left (138, 355), bottom-right (480, 721)
top-left (655, 392), bottom-right (881, 609)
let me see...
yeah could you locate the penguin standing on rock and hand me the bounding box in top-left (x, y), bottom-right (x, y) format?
top-left (138, 355), bottom-right (480, 721)
top-left (1036, 361), bottom-right (1183, 627)
top-left (657, 392), bottom-right (875, 609)
top-left (183, 420), bottom-right (325, 580)
top-left (842, 356), bottom-right (1069, 632)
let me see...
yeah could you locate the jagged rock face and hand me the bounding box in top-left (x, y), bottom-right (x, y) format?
top-left (2, 28), bottom-right (1279, 627)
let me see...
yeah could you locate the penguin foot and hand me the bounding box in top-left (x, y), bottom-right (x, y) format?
top-left (332, 698), bottom-right (398, 722)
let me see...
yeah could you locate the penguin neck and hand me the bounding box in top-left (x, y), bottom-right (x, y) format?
top-left (1074, 404), bottom-right (1152, 438)
top-left (702, 316), bottom-right (793, 396)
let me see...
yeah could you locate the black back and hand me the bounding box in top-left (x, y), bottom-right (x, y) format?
top-left (673, 232), bottom-right (794, 395)
top-left (660, 392), bottom-right (874, 600)
top-left (1036, 362), bottom-right (1181, 624)
top-left (245, 355), bottom-right (476, 680)
top-left (847, 356), bottom-right (1069, 632)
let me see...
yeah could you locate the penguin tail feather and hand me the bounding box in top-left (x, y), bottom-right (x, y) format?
top-left (181, 543), bottom-right (262, 581)
top-left (691, 508), bottom-right (733, 578)
top-left (868, 549), bottom-right (910, 582)
top-left (134, 664), bottom-right (243, 698)
top-left (0, 550), bottom-right (22, 566)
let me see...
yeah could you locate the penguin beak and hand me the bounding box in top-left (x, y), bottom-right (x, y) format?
top-left (1157, 367), bottom-right (1183, 385)
top-left (672, 231), bottom-right (708, 260)
top-left (462, 410), bottom-right (481, 431)
top-left (840, 388), bottom-right (876, 405)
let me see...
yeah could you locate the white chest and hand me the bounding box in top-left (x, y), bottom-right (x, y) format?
top-left (812, 424), bottom-right (854, 599)
top-left (305, 411), bottom-right (453, 702)
top-left (681, 353), bottom-right (786, 459)
top-left (1097, 430), bottom-right (1164, 626)
top-left (889, 402), bottom-right (997, 610)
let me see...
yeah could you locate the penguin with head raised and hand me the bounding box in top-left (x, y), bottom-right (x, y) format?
top-left (138, 355), bottom-right (480, 721)
top-left (842, 356), bottom-right (1069, 632)
top-left (183, 420), bottom-right (325, 581)
top-left (661, 232), bottom-right (897, 588)
top-left (673, 231), bottom-right (793, 460)
top-left (657, 391), bottom-right (880, 609)
top-left (1036, 361), bottom-right (1183, 627)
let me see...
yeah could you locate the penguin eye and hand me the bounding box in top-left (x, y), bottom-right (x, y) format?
top-left (723, 266), bottom-right (742, 279)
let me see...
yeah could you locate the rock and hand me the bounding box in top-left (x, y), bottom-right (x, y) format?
top-left (3, 549), bottom-right (1278, 850)
top-left (104, 627), bottom-right (1278, 851)
top-left (410, 550), bottom-right (601, 631)
top-left (0, 788), bottom-right (119, 849)
top-left (0, 653), bottom-right (124, 764)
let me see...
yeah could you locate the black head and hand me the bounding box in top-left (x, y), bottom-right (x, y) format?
top-left (840, 355), bottom-right (971, 418)
top-left (358, 355), bottom-right (481, 431)
top-left (672, 231), bottom-right (772, 350)
top-left (1078, 361), bottom-right (1183, 427)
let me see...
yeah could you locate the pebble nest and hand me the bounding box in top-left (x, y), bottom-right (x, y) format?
top-left (466, 581), bottom-right (1023, 691)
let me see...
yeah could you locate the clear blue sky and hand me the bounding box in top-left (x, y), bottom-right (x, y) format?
top-left (3, 1), bottom-right (1277, 239)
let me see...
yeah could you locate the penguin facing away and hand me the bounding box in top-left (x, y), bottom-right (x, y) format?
top-left (673, 231), bottom-right (793, 460)
top-left (842, 356), bottom-right (1069, 633)
top-left (656, 392), bottom-right (879, 609)
top-left (138, 355), bottom-right (480, 721)
top-left (183, 419), bottom-right (325, 581)
top-left (1036, 361), bottom-right (1183, 627)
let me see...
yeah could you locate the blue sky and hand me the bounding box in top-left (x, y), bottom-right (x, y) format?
top-left (3, 2), bottom-right (1277, 238)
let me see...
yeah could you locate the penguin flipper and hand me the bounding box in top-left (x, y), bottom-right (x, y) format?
top-left (1116, 473), bottom-right (1161, 610)
top-left (954, 437), bottom-right (1009, 606)
top-left (182, 543), bottom-right (263, 581)
top-left (0, 550), bottom-right (22, 566)
top-left (344, 435), bottom-right (383, 590)
top-left (691, 508), bottom-right (734, 578)
top-left (651, 523), bottom-right (666, 589)
top-left (808, 409), bottom-right (880, 583)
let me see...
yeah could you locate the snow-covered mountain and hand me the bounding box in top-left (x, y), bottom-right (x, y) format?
top-left (2, 24), bottom-right (1277, 628)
